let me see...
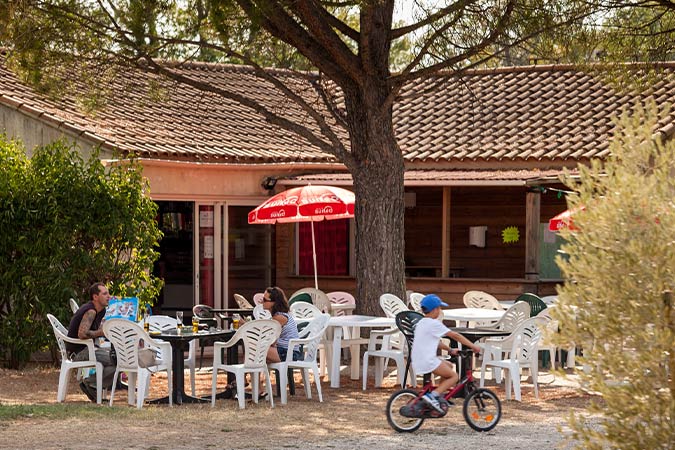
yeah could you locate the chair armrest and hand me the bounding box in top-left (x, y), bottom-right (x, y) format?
top-left (214, 330), bottom-right (243, 349)
top-left (145, 337), bottom-right (172, 354)
top-left (370, 327), bottom-right (399, 337)
top-left (285, 336), bottom-right (321, 362)
top-left (61, 334), bottom-right (97, 360)
top-left (287, 336), bottom-right (313, 348)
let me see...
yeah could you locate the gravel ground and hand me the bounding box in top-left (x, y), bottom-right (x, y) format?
top-left (0, 365), bottom-right (596, 450)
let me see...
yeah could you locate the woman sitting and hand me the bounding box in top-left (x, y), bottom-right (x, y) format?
top-left (263, 286), bottom-right (303, 362)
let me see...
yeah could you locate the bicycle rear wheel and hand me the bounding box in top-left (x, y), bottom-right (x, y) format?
top-left (386, 389), bottom-right (425, 433)
top-left (463, 388), bottom-right (501, 432)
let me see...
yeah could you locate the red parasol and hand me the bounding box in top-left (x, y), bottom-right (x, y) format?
top-left (248, 185), bottom-right (355, 288)
top-left (548, 206), bottom-right (584, 232)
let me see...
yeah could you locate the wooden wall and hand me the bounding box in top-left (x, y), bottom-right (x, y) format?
top-left (450, 186), bottom-right (526, 278)
top-left (272, 184), bottom-right (568, 308)
top-left (404, 187), bottom-right (443, 270)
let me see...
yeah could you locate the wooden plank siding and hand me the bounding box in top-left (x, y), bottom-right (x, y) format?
top-left (450, 186), bottom-right (527, 278)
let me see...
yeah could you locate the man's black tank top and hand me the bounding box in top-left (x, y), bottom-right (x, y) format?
top-left (66, 302), bottom-right (104, 354)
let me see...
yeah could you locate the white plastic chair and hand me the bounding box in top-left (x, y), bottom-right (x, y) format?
top-left (327, 291), bottom-right (356, 316)
top-left (540, 295), bottom-right (558, 305)
top-left (234, 293), bottom-right (254, 309)
top-left (482, 302), bottom-right (530, 332)
top-left (480, 317), bottom-right (545, 401)
top-left (47, 314), bottom-right (103, 404)
top-left (68, 298), bottom-right (79, 314)
top-left (211, 319), bottom-right (281, 409)
top-left (290, 301), bottom-right (323, 322)
top-left (379, 293), bottom-right (409, 318)
top-left (268, 313), bottom-right (330, 404)
top-left (253, 304), bottom-right (272, 320)
top-left (102, 319), bottom-right (173, 409)
top-left (362, 326), bottom-right (414, 390)
top-left (290, 302), bottom-right (327, 376)
top-left (408, 292), bottom-right (425, 313)
top-left (463, 290), bottom-right (503, 310)
top-left (253, 293), bottom-right (265, 305)
top-left (537, 307), bottom-right (576, 368)
top-left (145, 315), bottom-right (197, 395)
top-left (290, 287), bottom-right (331, 314)
top-left (536, 309), bottom-right (559, 369)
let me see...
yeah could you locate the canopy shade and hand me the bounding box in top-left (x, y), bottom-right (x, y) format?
top-left (248, 185), bottom-right (356, 288)
top-left (548, 207), bottom-right (584, 232)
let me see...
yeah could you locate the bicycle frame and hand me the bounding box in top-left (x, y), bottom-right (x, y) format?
top-left (386, 342), bottom-right (502, 432)
top-left (414, 349), bottom-right (477, 407)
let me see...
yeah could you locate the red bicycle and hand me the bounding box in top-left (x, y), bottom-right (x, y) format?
top-left (385, 348), bottom-right (501, 432)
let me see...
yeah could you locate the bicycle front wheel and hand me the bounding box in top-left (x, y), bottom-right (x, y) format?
top-left (463, 388), bottom-right (501, 432)
top-left (386, 389), bottom-right (425, 433)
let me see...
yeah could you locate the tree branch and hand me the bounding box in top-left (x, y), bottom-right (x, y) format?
top-left (69, 1), bottom-right (351, 162)
top-left (390, 0), bottom-right (516, 87)
top-left (316, 6), bottom-right (360, 42)
top-left (284, 0), bottom-right (362, 76)
top-left (234, 0), bottom-right (362, 86)
top-left (391, 0), bottom-right (476, 39)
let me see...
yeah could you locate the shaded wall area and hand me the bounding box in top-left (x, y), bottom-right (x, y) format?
top-left (450, 186), bottom-right (527, 278)
top-left (273, 184), bottom-right (568, 305)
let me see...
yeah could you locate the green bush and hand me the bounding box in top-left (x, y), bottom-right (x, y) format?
top-left (0, 137), bottom-right (162, 368)
top-left (555, 103), bottom-right (675, 449)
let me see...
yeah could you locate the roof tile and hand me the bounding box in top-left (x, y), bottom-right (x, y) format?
top-left (1, 60), bottom-right (675, 164)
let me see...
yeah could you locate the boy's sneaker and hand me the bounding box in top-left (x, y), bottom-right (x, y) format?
top-left (438, 397), bottom-right (451, 411)
top-left (421, 393), bottom-right (444, 414)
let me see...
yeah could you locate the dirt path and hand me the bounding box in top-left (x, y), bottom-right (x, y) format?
top-left (0, 365), bottom-right (592, 449)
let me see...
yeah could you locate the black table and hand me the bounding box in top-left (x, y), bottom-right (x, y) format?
top-left (212, 308), bottom-right (254, 315)
top-left (448, 327), bottom-right (512, 374)
top-left (151, 328), bottom-right (234, 405)
top-left (450, 327), bottom-right (512, 343)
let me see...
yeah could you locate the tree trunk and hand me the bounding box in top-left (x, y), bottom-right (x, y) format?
top-left (344, 82), bottom-right (406, 316)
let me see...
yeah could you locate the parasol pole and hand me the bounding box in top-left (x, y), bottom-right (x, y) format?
top-left (310, 217), bottom-right (319, 289)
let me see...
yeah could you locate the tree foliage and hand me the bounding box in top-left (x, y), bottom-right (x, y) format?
top-left (0, 137), bottom-right (162, 369)
top-left (554, 103), bottom-right (675, 449)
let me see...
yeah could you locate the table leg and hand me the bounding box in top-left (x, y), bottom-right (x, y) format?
top-left (330, 327), bottom-right (343, 388)
top-left (150, 339), bottom-right (208, 405)
top-left (171, 342), bottom-right (188, 404)
top-left (349, 326), bottom-right (361, 380)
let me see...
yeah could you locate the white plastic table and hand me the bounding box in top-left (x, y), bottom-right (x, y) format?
top-left (325, 315), bottom-right (394, 388)
top-left (442, 308), bottom-right (504, 327)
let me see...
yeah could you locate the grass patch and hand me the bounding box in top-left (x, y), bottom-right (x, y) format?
top-left (0, 403), bottom-right (142, 421)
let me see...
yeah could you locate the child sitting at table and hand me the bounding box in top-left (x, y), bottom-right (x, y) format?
top-left (412, 294), bottom-right (481, 413)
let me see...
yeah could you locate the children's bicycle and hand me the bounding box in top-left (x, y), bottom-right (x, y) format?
top-left (385, 348), bottom-right (501, 432)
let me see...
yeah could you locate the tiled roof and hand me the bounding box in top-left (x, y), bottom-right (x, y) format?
top-left (282, 168), bottom-right (575, 185)
top-left (1, 59), bottom-right (674, 164)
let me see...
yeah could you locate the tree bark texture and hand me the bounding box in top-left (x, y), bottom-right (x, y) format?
top-left (343, 81), bottom-right (406, 316)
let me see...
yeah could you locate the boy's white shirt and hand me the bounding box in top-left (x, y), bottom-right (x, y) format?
top-left (411, 317), bottom-right (450, 374)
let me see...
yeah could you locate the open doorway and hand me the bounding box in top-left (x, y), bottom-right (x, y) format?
top-left (154, 201), bottom-right (194, 314)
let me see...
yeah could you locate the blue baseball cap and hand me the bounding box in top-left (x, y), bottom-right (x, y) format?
top-left (420, 294), bottom-right (448, 312)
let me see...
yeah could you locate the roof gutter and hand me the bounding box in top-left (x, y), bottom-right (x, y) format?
top-left (102, 158), bottom-right (347, 171)
top-left (279, 178), bottom-right (529, 187)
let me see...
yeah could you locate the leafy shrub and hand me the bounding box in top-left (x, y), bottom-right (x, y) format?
top-left (555, 103), bottom-right (675, 449)
top-left (0, 137), bottom-right (162, 368)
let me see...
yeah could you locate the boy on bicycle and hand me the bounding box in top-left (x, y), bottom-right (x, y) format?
top-left (412, 294), bottom-right (481, 413)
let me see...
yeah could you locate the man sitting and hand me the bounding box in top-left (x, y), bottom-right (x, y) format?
top-left (67, 282), bottom-right (116, 402)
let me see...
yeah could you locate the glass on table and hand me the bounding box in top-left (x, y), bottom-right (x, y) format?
top-left (176, 311), bottom-right (184, 331)
top-left (192, 315), bottom-right (199, 332)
